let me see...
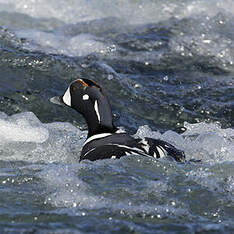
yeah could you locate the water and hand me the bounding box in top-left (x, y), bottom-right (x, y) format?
top-left (0, 0), bottom-right (234, 233)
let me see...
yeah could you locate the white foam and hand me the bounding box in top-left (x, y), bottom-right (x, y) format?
top-left (0, 112), bottom-right (86, 163)
top-left (1, 0), bottom-right (234, 25)
top-left (1, 0), bottom-right (233, 63)
top-left (0, 111), bottom-right (233, 163)
top-left (135, 123), bottom-right (234, 163)
top-left (0, 112), bottom-right (48, 143)
top-left (35, 160), bottom-right (194, 224)
top-left (15, 30), bottom-right (111, 57)
top-left (134, 125), bottom-right (162, 139)
top-left (2, 114), bottom-right (228, 213)
top-left (39, 164), bottom-right (108, 209)
top-left (182, 122), bottom-right (234, 162)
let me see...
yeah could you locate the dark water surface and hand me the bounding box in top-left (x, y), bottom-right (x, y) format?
top-left (0, 0), bottom-right (234, 233)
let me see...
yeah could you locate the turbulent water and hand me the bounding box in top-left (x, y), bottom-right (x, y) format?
top-left (0, 0), bottom-right (234, 233)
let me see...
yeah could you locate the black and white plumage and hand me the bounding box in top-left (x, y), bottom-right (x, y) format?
top-left (50, 78), bottom-right (186, 162)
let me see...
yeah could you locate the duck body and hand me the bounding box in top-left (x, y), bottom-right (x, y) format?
top-left (81, 132), bottom-right (185, 162)
top-left (50, 78), bottom-right (185, 162)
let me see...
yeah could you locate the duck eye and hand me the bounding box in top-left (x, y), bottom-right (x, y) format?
top-left (71, 85), bottom-right (78, 92)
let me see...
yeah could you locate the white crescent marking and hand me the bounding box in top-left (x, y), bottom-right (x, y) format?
top-left (108, 144), bottom-right (150, 157)
top-left (62, 86), bottom-right (71, 106)
top-left (156, 146), bottom-right (166, 158)
top-left (84, 133), bottom-right (112, 145)
top-left (140, 139), bottom-right (150, 153)
top-left (83, 148), bottom-right (96, 157)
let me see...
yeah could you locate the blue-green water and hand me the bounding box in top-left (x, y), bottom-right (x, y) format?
top-left (0, 0), bottom-right (234, 233)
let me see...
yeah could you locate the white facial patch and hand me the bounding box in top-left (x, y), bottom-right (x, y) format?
top-left (62, 86), bottom-right (71, 106)
top-left (94, 100), bottom-right (101, 123)
top-left (82, 94), bottom-right (89, 100)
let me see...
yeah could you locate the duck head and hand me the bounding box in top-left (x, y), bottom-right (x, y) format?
top-left (50, 79), bottom-right (117, 137)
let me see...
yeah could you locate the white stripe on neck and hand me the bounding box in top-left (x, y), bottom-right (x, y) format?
top-left (94, 100), bottom-right (101, 123)
top-left (84, 133), bottom-right (112, 145)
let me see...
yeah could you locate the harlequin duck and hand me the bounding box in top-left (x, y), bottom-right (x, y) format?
top-left (50, 79), bottom-right (186, 162)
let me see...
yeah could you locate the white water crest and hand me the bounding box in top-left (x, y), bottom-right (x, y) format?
top-left (0, 0), bottom-right (234, 25)
top-left (135, 122), bottom-right (234, 163)
top-left (0, 0), bottom-right (233, 66)
top-left (0, 112), bottom-right (86, 162)
top-left (0, 111), bottom-right (233, 164)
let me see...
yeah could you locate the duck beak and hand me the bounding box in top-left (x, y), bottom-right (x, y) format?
top-left (50, 96), bottom-right (65, 106)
